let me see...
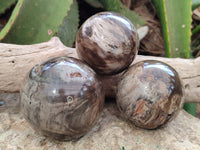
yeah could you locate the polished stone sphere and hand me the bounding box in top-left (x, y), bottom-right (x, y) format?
top-left (116, 60), bottom-right (183, 129)
top-left (76, 12), bottom-right (139, 75)
top-left (20, 56), bottom-right (104, 140)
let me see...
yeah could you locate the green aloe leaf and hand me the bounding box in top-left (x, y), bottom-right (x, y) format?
top-left (192, 0), bottom-right (200, 10)
top-left (0, 0), bottom-right (17, 15)
top-left (99, 0), bottom-right (146, 28)
top-left (0, 0), bottom-right (73, 44)
top-left (152, 0), bottom-right (191, 58)
top-left (55, 0), bottom-right (79, 47)
top-left (152, 0), bottom-right (196, 116)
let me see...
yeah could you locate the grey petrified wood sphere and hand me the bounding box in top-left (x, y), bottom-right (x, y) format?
top-left (20, 57), bottom-right (104, 140)
top-left (116, 60), bottom-right (183, 129)
top-left (76, 12), bottom-right (139, 75)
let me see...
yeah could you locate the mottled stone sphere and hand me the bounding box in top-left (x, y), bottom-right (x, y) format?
top-left (76, 12), bottom-right (139, 75)
top-left (20, 57), bottom-right (104, 140)
top-left (116, 60), bottom-right (183, 129)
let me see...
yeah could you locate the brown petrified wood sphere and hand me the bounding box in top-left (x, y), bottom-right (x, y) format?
top-left (116, 60), bottom-right (183, 129)
top-left (76, 12), bottom-right (139, 75)
top-left (20, 57), bottom-right (104, 141)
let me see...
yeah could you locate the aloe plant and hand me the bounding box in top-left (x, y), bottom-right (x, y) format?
top-left (153, 0), bottom-right (196, 116)
top-left (0, 0), bottom-right (78, 46)
top-left (55, 0), bottom-right (79, 47)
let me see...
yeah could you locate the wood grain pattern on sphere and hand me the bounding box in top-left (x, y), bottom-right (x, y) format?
top-left (76, 12), bottom-right (139, 75)
top-left (117, 60), bottom-right (183, 129)
top-left (20, 57), bottom-right (104, 141)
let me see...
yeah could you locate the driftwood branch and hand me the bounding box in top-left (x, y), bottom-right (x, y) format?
top-left (0, 37), bottom-right (200, 103)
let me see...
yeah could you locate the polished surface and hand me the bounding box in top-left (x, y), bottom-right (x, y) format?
top-left (117, 60), bottom-right (183, 129)
top-left (76, 12), bottom-right (139, 75)
top-left (20, 57), bottom-right (104, 140)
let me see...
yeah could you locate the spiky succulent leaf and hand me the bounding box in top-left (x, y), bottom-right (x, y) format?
top-left (0, 0), bottom-right (73, 44)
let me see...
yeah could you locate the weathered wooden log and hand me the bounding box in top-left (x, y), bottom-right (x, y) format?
top-left (0, 37), bottom-right (200, 103)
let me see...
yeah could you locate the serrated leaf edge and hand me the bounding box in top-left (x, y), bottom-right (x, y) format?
top-left (162, 0), bottom-right (171, 57)
top-left (53, 0), bottom-right (74, 36)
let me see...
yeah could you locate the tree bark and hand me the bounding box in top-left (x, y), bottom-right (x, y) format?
top-left (0, 37), bottom-right (200, 103)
